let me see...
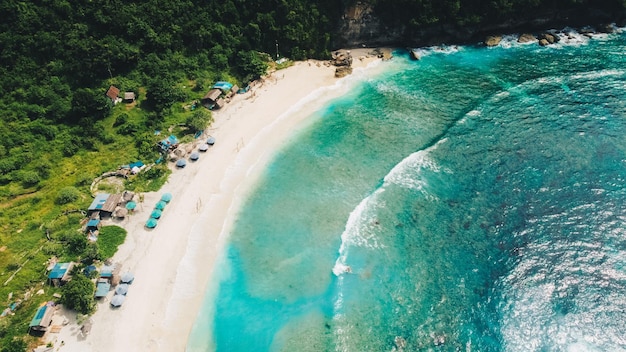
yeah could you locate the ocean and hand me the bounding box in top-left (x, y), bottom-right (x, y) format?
top-left (188, 28), bottom-right (626, 351)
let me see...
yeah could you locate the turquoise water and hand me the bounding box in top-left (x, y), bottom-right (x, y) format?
top-left (188, 29), bottom-right (626, 351)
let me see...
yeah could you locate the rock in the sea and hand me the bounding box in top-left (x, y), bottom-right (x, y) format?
top-left (598, 23), bottom-right (615, 33)
top-left (484, 35), bottom-right (502, 47)
top-left (517, 33), bottom-right (536, 43)
top-left (335, 66), bottom-right (353, 78)
top-left (539, 32), bottom-right (559, 45)
top-left (539, 38), bottom-right (550, 46)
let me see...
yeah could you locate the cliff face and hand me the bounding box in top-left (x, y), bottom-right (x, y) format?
top-left (334, 2), bottom-right (626, 49)
top-left (335, 2), bottom-right (403, 48)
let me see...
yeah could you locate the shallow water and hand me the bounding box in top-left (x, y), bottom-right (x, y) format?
top-left (188, 29), bottom-right (626, 351)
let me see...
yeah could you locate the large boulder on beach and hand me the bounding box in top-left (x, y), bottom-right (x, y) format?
top-left (484, 35), bottom-right (502, 47)
top-left (517, 33), bottom-right (536, 43)
top-left (335, 66), bottom-right (353, 78)
top-left (331, 50), bottom-right (353, 67)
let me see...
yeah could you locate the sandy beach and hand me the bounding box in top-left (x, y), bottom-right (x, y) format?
top-left (48, 51), bottom-right (384, 351)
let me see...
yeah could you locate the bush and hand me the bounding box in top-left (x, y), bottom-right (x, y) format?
top-left (56, 186), bottom-right (80, 205)
top-left (1, 337), bottom-right (26, 352)
top-left (185, 109), bottom-right (213, 133)
top-left (63, 232), bottom-right (88, 254)
top-left (98, 226), bottom-right (127, 259)
top-left (19, 170), bottom-right (40, 187)
top-left (113, 113), bottom-right (129, 127)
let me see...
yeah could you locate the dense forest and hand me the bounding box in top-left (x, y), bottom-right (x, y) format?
top-left (1, 0), bottom-right (626, 350)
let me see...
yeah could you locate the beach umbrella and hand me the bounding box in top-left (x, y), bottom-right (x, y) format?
top-left (125, 201), bottom-right (137, 210)
top-left (207, 136), bottom-right (216, 145)
top-left (198, 144), bottom-right (209, 152)
top-left (176, 159), bottom-right (187, 168)
top-left (115, 283), bottom-right (129, 295)
top-left (155, 201), bottom-right (167, 210)
top-left (120, 272), bottom-right (135, 284)
top-left (145, 218), bottom-right (158, 229)
top-left (161, 193), bottom-right (173, 203)
top-left (190, 152), bottom-right (200, 161)
top-left (150, 209), bottom-right (162, 219)
top-left (110, 294), bottom-right (126, 307)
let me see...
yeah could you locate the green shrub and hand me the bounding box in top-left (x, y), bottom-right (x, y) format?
top-left (56, 187), bottom-right (80, 205)
top-left (97, 226), bottom-right (126, 259)
top-left (19, 170), bottom-right (40, 187)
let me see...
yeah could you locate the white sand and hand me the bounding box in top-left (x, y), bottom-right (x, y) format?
top-left (53, 53), bottom-right (384, 352)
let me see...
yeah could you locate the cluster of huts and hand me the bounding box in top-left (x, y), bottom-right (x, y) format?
top-left (85, 191), bottom-right (136, 237)
top-left (201, 81), bottom-right (239, 110)
top-left (105, 85), bottom-right (136, 104)
top-left (29, 259), bottom-right (133, 335)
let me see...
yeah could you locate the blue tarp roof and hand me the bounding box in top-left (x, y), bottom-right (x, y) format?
top-left (212, 81), bottom-right (233, 91)
top-left (87, 219), bottom-right (100, 227)
top-left (48, 262), bottom-right (71, 279)
top-left (29, 306), bottom-right (48, 327)
top-left (100, 265), bottom-right (114, 277)
top-left (95, 281), bottom-right (111, 298)
top-left (129, 161), bottom-right (144, 168)
top-left (88, 194), bottom-right (110, 211)
top-left (159, 135), bottom-right (179, 150)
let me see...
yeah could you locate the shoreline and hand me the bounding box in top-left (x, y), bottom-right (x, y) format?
top-left (54, 50), bottom-right (385, 352)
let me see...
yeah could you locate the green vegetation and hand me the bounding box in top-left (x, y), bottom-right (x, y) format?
top-left (97, 226), bottom-right (127, 260)
top-left (61, 273), bottom-right (96, 315)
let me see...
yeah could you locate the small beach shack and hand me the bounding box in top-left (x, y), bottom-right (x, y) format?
top-left (28, 304), bottom-right (54, 335)
top-left (86, 218), bottom-right (101, 234)
top-left (48, 262), bottom-right (74, 287)
top-left (88, 193), bottom-right (122, 218)
top-left (105, 85), bottom-right (120, 103)
top-left (94, 279), bottom-right (111, 298)
top-left (201, 88), bottom-right (222, 109)
top-left (123, 91), bottom-right (136, 103)
top-left (158, 135), bottom-right (179, 152)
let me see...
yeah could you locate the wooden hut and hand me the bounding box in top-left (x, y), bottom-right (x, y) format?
top-left (106, 86), bottom-right (120, 102)
top-left (47, 262), bottom-right (74, 287)
top-left (201, 88), bottom-right (222, 109)
top-left (123, 91), bottom-right (136, 103)
top-left (28, 305), bottom-right (54, 335)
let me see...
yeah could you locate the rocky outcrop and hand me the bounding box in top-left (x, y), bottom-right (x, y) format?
top-left (517, 33), bottom-right (536, 43)
top-left (330, 50), bottom-right (353, 66)
top-left (484, 35), bottom-right (502, 47)
top-left (335, 66), bottom-right (353, 78)
top-left (331, 50), bottom-right (354, 77)
top-left (539, 32), bottom-right (559, 44)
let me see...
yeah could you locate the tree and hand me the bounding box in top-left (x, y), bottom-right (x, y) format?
top-left (63, 232), bottom-right (88, 254)
top-left (1, 338), bottom-right (26, 352)
top-left (61, 273), bottom-right (95, 314)
top-left (146, 79), bottom-right (186, 113)
top-left (185, 109), bottom-right (212, 133)
top-left (70, 88), bottom-right (112, 123)
top-left (236, 50), bottom-right (269, 82)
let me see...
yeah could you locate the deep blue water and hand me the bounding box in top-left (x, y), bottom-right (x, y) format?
top-left (188, 29), bottom-right (626, 351)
